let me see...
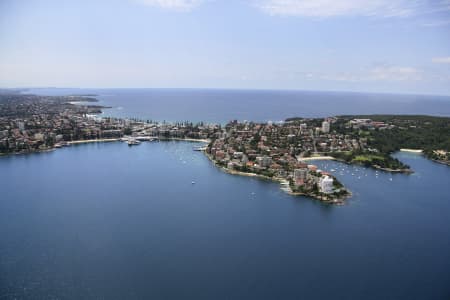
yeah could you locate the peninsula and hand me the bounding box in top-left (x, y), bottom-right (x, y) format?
top-left (1, 92), bottom-right (449, 203)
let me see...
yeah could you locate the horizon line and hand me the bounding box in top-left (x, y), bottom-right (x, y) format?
top-left (2, 86), bottom-right (450, 98)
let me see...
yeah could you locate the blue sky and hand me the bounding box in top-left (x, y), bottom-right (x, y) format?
top-left (1, 0), bottom-right (450, 95)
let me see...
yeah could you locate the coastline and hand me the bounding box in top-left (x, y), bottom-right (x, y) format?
top-left (159, 137), bottom-right (210, 143)
top-left (430, 158), bottom-right (450, 166)
top-left (0, 147), bottom-right (55, 157)
top-left (372, 165), bottom-right (414, 173)
top-left (2, 139), bottom-right (414, 178)
top-left (204, 152), bottom-right (350, 204)
top-left (0, 137), bottom-right (210, 157)
top-left (67, 138), bottom-right (120, 145)
top-left (68, 137), bottom-right (210, 145)
top-left (299, 155), bottom-right (413, 174)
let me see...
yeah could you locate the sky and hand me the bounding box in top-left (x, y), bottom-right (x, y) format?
top-left (0, 0), bottom-right (450, 95)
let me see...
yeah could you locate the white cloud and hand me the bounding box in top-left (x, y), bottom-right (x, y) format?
top-left (432, 57), bottom-right (450, 64)
top-left (299, 65), bottom-right (423, 82)
top-left (255, 0), bottom-right (449, 18)
top-left (422, 19), bottom-right (450, 27)
top-left (368, 66), bottom-right (422, 81)
top-left (137, 0), bottom-right (204, 11)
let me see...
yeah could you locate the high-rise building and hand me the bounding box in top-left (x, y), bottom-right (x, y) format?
top-left (294, 167), bottom-right (308, 180)
top-left (319, 176), bottom-right (334, 194)
top-left (256, 156), bottom-right (272, 168)
top-left (17, 121), bottom-right (25, 131)
top-left (294, 167), bottom-right (309, 186)
top-left (322, 121), bottom-right (330, 133)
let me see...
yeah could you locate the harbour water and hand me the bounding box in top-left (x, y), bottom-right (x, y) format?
top-left (1, 142), bottom-right (449, 299)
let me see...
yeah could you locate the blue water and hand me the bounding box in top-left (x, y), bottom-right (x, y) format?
top-left (25, 88), bottom-right (450, 123)
top-left (1, 142), bottom-right (449, 299)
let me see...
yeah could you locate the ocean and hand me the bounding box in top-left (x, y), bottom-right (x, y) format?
top-left (26, 88), bottom-right (450, 123)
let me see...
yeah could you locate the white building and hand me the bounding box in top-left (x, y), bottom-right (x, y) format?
top-left (322, 121), bottom-right (330, 133)
top-left (17, 121), bottom-right (25, 131)
top-left (34, 133), bottom-right (45, 141)
top-left (319, 176), bottom-right (334, 194)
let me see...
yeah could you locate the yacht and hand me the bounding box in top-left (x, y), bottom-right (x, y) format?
top-left (127, 139), bottom-right (141, 146)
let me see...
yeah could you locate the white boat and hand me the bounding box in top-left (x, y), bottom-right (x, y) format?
top-left (127, 139), bottom-right (141, 146)
top-left (193, 146), bottom-right (207, 151)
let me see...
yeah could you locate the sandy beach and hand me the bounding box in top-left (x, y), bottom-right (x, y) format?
top-left (66, 137), bottom-right (210, 145)
top-left (161, 138), bottom-right (210, 143)
top-left (67, 138), bottom-right (120, 145)
top-left (297, 156), bottom-right (336, 161)
top-left (400, 149), bottom-right (423, 153)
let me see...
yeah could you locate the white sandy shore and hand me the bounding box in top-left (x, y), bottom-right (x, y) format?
top-left (67, 138), bottom-right (120, 145)
top-left (298, 156), bottom-right (336, 161)
top-left (161, 138), bottom-right (210, 143)
top-left (66, 137), bottom-right (209, 145)
top-left (68, 101), bottom-right (87, 105)
top-left (400, 149), bottom-right (423, 153)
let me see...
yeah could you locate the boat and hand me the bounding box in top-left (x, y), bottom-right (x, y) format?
top-left (127, 139), bottom-right (141, 146)
top-left (193, 146), bottom-right (207, 151)
top-left (191, 181), bottom-right (196, 184)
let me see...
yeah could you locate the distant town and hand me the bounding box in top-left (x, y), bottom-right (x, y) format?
top-left (1, 92), bottom-right (449, 203)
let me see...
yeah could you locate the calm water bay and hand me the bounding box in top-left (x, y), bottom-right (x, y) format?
top-left (1, 142), bottom-right (450, 299)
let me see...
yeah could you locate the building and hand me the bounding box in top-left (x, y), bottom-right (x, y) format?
top-left (322, 121), bottom-right (330, 133)
top-left (307, 164), bottom-right (318, 172)
top-left (233, 152), bottom-right (243, 159)
top-left (294, 167), bottom-right (309, 186)
top-left (34, 133), bottom-right (44, 141)
top-left (319, 176), bottom-right (334, 194)
top-left (294, 168), bottom-right (308, 180)
top-left (256, 156), bottom-right (272, 168)
top-left (17, 121), bottom-right (25, 131)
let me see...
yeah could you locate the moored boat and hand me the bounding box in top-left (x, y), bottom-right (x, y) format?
top-left (127, 139), bottom-right (141, 146)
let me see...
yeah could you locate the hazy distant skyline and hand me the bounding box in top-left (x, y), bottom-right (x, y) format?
top-left (1, 0), bottom-right (450, 95)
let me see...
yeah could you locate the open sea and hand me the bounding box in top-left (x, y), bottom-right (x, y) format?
top-left (1, 88), bottom-right (450, 299)
top-left (25, 88), bottom-right (450, 123)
